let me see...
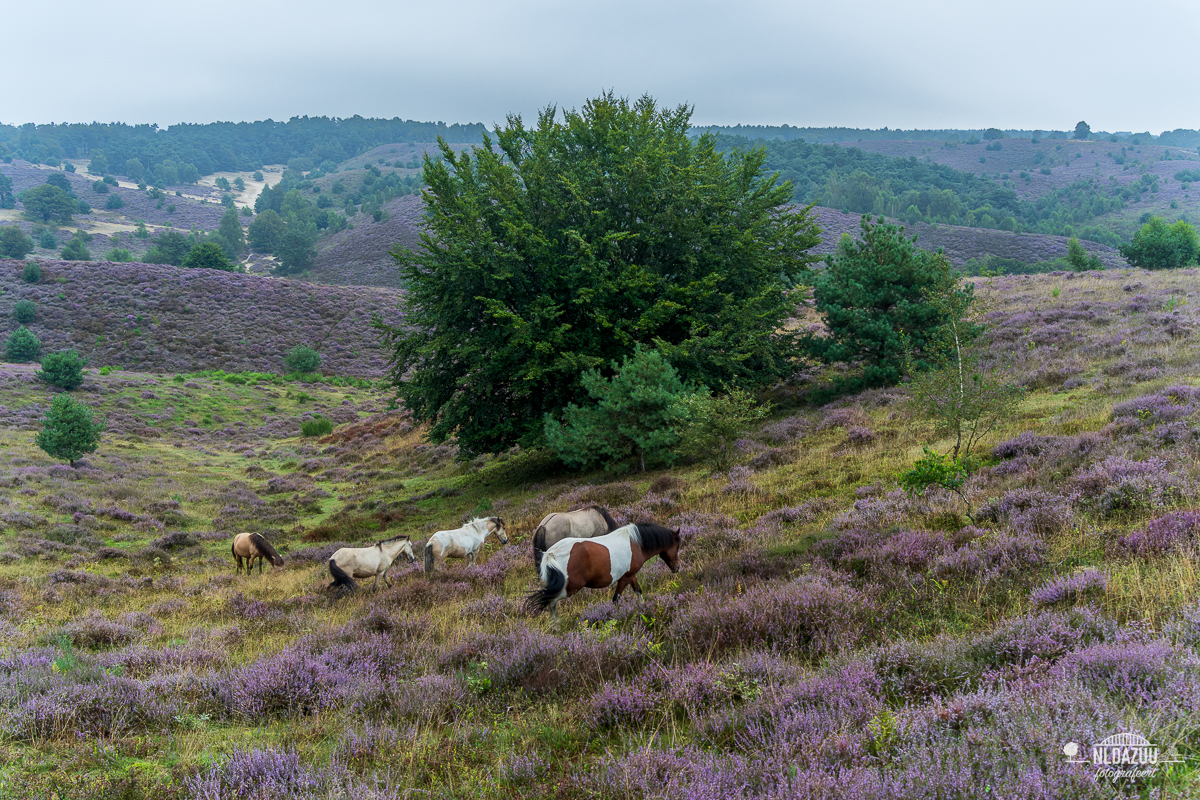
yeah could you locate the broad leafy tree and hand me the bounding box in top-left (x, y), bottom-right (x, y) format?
top-left (1073, 121), bottom-right (1091, 140)
top-left (217, 205), bottom-right (246, 260)
top-left (0, 225), bottom-right (34, 258)
top-left (248, 208), bottom-right (286, 252)
top-left (182, 241), bottom-right (234, 271)
top-left (145, 230), bottom-right (192, 266)
top-left (19, 185), bottom-right (76, 224)
top-left (377, 92), bottom-right (821, 455)
top-left (0, 172), bottom-right (15, 208)
top-left (274, 226), bottom-right (317, 274)
top-left (1119, 216), bottom-right (1200, 270)
top-left (803, 216), bottom-right (971, 390)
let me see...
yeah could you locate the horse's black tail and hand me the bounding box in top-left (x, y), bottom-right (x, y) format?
top-left (525, 565), bottom-right (566, 615)
top-left (423, 541), bottom-right (434, 576)
top-left (251, 533), bottom-right (284, 567)
top-left (532, 525), bottom-right (548, 572)
top-left (328, 559), bottom-right (357, 596)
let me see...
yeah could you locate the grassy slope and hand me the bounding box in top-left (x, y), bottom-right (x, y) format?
top-left (0, 267), bottom-right (1199, 796)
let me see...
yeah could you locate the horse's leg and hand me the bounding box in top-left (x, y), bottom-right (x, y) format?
top-left (631, 576), bottom-right (645, 599)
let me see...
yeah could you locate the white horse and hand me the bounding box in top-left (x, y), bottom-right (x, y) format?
top-left (424, 517), bottom-right (507, 575)
top-left (328, 534), bottom-right (415, 595)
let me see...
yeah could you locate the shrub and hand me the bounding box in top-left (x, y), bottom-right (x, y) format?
top-left (13, 299), bottom-right (36, 323)
top-left (37, 350), bottom-right (88, 390)
top-left (105, 247), bottom-right (133, 262)
top-left (5, 326), bottom-right (41, 362)
top-left (1116, 511), bottom-right (1200, 556)
top-left (300, 416), bottom-right (333, 437)
top-left (104, 194), bottom-right (124, 210)
top-left (1029, 569), bottom-right (1108, 607)
top-left (22, 260), bottom-right (42, 282)
top-left (182, 242), bottom-right (234, 271)
top-left (37, 230), bottom-right (56, 250)
top-left (0, 225), bottom-right (34, 258)
top-left (284, 345), bottom-right (322, 374)
top-left (670, 575), bottom-right (874, 656)
top-left (61, 237), bottom-right (91, 261)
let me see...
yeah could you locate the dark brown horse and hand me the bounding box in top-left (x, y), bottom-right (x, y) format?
top-left (532, 505), bottom-right (618, 572)
top-left (231, 532), bottom-right (284, 575)
top-left (526, 522), bottom-right (680, 624)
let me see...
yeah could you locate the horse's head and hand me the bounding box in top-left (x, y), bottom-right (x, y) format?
top-left (488, 517), bottom-right (508, 544)
top-left (659, 528), bottom-right (682, 573)
top-left (401, 538), bottom-right (416, 563)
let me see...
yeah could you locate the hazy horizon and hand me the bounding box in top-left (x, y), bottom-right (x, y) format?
top-left (7, 0), bottom-right (1199, 133)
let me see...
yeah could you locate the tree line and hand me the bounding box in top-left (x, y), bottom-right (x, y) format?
top-left (0, 116), bottom-right (486, 181)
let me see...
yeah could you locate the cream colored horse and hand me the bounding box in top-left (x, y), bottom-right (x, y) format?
top-left (424, 517), bottom-right (507, 575)
top-left (532, 505), bottom-right (618, 571)
top-left (328, 535), bottom-right (415, 594)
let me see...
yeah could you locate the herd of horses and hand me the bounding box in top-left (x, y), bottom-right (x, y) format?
top-left (229, 504), bottom-right (682, 618)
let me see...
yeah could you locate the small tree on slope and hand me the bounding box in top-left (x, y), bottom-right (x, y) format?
top-left (35, 394), bottom-right (105, 466)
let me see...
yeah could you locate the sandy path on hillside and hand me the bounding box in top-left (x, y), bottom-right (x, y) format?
top-left (64, 160), bottom-right (283, 208)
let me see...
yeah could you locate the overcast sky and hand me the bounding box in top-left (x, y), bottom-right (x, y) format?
top-left (8, 0), bottom-right (1199, 133)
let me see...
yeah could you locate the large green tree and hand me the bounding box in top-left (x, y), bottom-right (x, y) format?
top-left (1119, 216), bottom-right (1199, 270)
top-left (18, 185), bottom-right (76, 224)
top-left (216, 205), bottom-right (246, 260)
top-left (803, 216), bottom-right (972, 390)
top-left (248, 208), bottom-right (286, 252)
top-left (376, 93), bottom-right (821, 455)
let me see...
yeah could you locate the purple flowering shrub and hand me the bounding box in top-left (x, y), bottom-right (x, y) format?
top-left (1029, 569), bottom-right (1109, 607)
top-left (670, 575), bottom-right (874, 656)
top-left (977, 488), bottom-right (1073, 536)
top-left (1067, 456), bottom-right (1192, 516)
top-left (1116, 510), bottom-right (1200, 556)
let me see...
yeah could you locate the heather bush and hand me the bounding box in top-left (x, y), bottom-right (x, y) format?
top-left (1029, 569), bottom-right (1109, 607)
top-left (932, 532), bottom-right (1046, 580)
top-left (1116, 510), bottom-right (1200, 556)
top-left (185, 748), bottom-right (320, 800)
top-left (970, 607), bottom-right (1119, 667)
top-left (60, 610), bottom-right (139, 649)
top-left (1067, 456), bottom-right (1192, 516)
top-left (977, 488), bottom-right (1073, 536)
top-left (670, 575), bottom-right (874, 656)
top-left (1061, 640), bottom-right (1194, 707)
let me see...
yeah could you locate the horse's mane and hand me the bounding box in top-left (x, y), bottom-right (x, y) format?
top-left (587, 505), bottom-right (619, 532)
top-left (376, 534), bottom-right (410, 547)
top-left (632, 522), bottom-right (677, 551)
top-left (249, 532), bottom-right (284, 566)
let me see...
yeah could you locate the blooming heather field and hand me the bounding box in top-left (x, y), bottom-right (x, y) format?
top-left (1, 268), bottom-right (1200, 797)
top-left (0, 259), bottom-right (401, 375)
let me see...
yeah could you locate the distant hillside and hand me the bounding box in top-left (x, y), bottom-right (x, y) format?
top-left (834, 138), bottom-right (1200, 239)
top-left (0, 259), bottom-right (401, 375)
top-left (808, 208), bottom-right (1124, 269)
top-left (297, 199), bottom-right (1124, 289)
top-left (308, 195), bottom-right (421, 288)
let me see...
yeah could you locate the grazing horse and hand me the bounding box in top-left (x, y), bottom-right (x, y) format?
top-left (526, 522), bottom-right (680, 623)
top-left (231, 532), bottom-right (284, 575)
top-left (424, 517), bottom-right (507, 575)
top-left (328, 534), bottom-right (415, 595)
top-left (532, 505), bottom-right (618, 572)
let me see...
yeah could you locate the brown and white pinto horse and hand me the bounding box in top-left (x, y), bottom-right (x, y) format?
top-left (231, 532), bottom-right (284, 575)
top-left (531, 505), bottom-right (618, 572)
top-left (526, 522), bottom-right (680, 623)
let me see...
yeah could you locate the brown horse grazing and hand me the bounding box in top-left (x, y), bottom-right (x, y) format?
top-left (526, 522), bottom-right (680, 624)
top-left (531, 505), bottom-right (618, 572)
top-left (231, 532), bottom-right (284, 575)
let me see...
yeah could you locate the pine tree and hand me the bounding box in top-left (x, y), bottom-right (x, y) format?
top-left (35, 394), bottom-right (104, 466)
top-left (545, 348), bottom-right (692, 473)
